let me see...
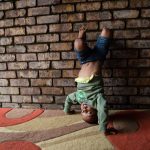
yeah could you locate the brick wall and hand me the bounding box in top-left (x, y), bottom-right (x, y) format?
top-left (0, 0), bottom-right (149, 109)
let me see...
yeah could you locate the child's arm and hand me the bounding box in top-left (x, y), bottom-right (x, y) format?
top-left (96, 93), bottom-right (108, 132)
top-left (97, 93), bottom-right (118, 135)
top-left (64, 92), bottom-right (77, 114)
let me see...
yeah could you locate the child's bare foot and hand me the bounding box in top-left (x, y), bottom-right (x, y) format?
top-left (101, 27), bottom-right (111, 38)
top-left (78, 26), bottom-right (87, 39)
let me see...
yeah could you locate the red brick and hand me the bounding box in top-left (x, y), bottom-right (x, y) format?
top-left (38, 0), bottom-right (61, 6)
top-left (104, 60), bottom-right (127, 68)
top-left (0, 47), bottom-right (5, 53)
top-left (21, 104), bottom-right (41, 109)
top-left (0, 87), bottom-right (19, 94)
top-left (0, 37), bottom-right (12, 45)
top-left (0, 95), bottom-right (10, 103)
top-left (49, 23), bottom-right (72, 32)
top-left (140, 87), bottom-right (150, 95)
top-left (86, 11), bottom-right (111, 21)
top-left (33, 95), bottom-right (53, 103)
top-left (113, 69), bottom-right (138, 77)
top-left (140, 49), bottom-right (150, 58)
top-left (128, 78), bottom-right (150, 86)
top-left (15, 17), bottom-right (35, 26)
top-left (73, 22), bottom-right (98, 31)
top-left (127, 19), bottom-right (150, 28)
top-left (42, 87), bottom-right (63, 95)
top-left (100, 20), bottom-right (125, 29)
top-left (17, 70), bottom-right (38, 78)
top-left (5, 9), bottom-right (26, 18)
top-left (31, 79), bottom-right (52, 86)
top-left (0, 19), bottom-right (13, 28)
top-left (37, 15), bottom-right (59, 24)
top-left (141, 9), bottom-right (150, 17)
top-left (61, 13), bottom-right (84, 22)
top-left (5, 27), bottom-right (25, 36)
top-left (63, 70), bottom-right (79, 78)
top-left (36, 34), bottom-right (59, 42)
top-left (16, 54), bottom-right (37, 61)
top-left (113, 10), bottom-right (139, 19)
top-left (15, 36), bottom-right (35, 44)
top-left (16, 0), bottom-right (36, 8)
top-left (27, 44), bottom-right (48, 53)
top-left (50, 43), bottom-right (72, 51)
top-left (55, 96), bottom-right (66, 104)
top-left (6, 45), bottom-right (26, 53)
top-left (112, 50), bottom-right (138, 58)
top-left (130, 96), bottom-right (150, 104)
top-left (62, 0), bottom-right (86, 3)
top-left (0, 11), bottom-right (4, 19)
top-left (102, 69), bottom-right (112, 77)
top-left (0, 54), bottom-right (15, 62)
top-left (53, 79), bottom-right (75, 86)
top-left (0, 29), bottom-right (4, 36)
top-left (141, 30), bottom-right (150, 38)
top-left (2, 103), bottom-right (20, 108)
top-left (76, 2), bottom-right (101, 11)
top-left (113, 87), bottom-right (137, 95)
top-left (38, 53), bottom-right (60, 60)
top-left (0, 71), bottom-right (16, 78)
top-left (61, 33), bottom-right (78, 41)
top-left (103, 78), bottom-right (127, 86)
top-left (10, 79), bottom-right (29, 86)
top-left (12, 96), bottom-right (32, 103)
top-left (126, 40), bottom-right (150, 48)
top-left (64, 87), bottom-right (77, 95)
top-left (8, 62), bottom-right (27, 70)
top-left (86, 32), bottom-right (99, 41)
top-left (102, 1), bottom-right (128, 9)
top-left (42, 104), bottom-right (63, 109)
top-left (27, 25), bottom-right (47, 34)
top-left (52, 61), bottom-right (74, 69)
top-left (139, 69), bottom-right (150, 77)
top-left (52, 4), bottom-right (74, 13)
top-left (61, 52), bottom-right (76, 60)
top-left (114, 30), bottom-right (139, 39)
top-left (128, 59), bottom-right (150, 67)
top-left (29, 61), bottom-right (50, 69)
top-left (130, 0), bottom-right (150, 8)
top-left (28, 7), bottom-right (50, 16)
top-left (104, 87), bottom-right (113, 95)
top-left (106, 96), bottom-right (128, 104)
top-left (0, 2), bottom-right (13, 10)
top-left (39, 70), bottom-right (61, 78)
top-left (21, 87), bottom-right (40, 95)
top-left (0, 79), bottom-right (8, 86)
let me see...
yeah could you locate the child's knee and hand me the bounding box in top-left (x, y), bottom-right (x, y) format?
top-left (74, 38), bottom-right (85, 51)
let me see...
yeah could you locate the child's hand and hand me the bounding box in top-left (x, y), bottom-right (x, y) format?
top-left (104, 127), bottom-right (118, 136)
top-left (65, 110), bottom-right (75, 115)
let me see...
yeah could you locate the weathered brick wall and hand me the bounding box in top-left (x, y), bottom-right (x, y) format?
top-left (0, 0), bottom-right (149, 109)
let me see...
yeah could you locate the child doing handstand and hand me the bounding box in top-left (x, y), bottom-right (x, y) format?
top-left (64, 26), bottom-right (117, 135)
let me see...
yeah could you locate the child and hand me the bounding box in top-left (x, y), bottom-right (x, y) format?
top-left (64, 26), bottom-right (117, 135)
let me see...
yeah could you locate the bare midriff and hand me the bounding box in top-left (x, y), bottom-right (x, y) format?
top-left (78, 60), bottom-right (102, 78)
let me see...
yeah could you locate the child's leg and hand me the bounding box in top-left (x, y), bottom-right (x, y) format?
top-left (74, 26), bottom-right (89, 52)
top-left (94, 27), bottom-right (111, 61)
top-left (74, 26), bottom-right (94, 64)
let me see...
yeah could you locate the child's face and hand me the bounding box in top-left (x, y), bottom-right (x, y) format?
top-left (81, 103), bottom-right (97, 123)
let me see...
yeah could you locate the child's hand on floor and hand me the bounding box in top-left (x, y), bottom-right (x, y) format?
top-left (104, 127), bottom-right (118, 136)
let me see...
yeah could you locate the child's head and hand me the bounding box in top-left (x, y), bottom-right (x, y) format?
top-left (81, 103), bottom-right (98, 124)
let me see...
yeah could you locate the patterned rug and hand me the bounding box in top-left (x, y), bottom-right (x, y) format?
top-left (0, 108), bottom-right (149, 150)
